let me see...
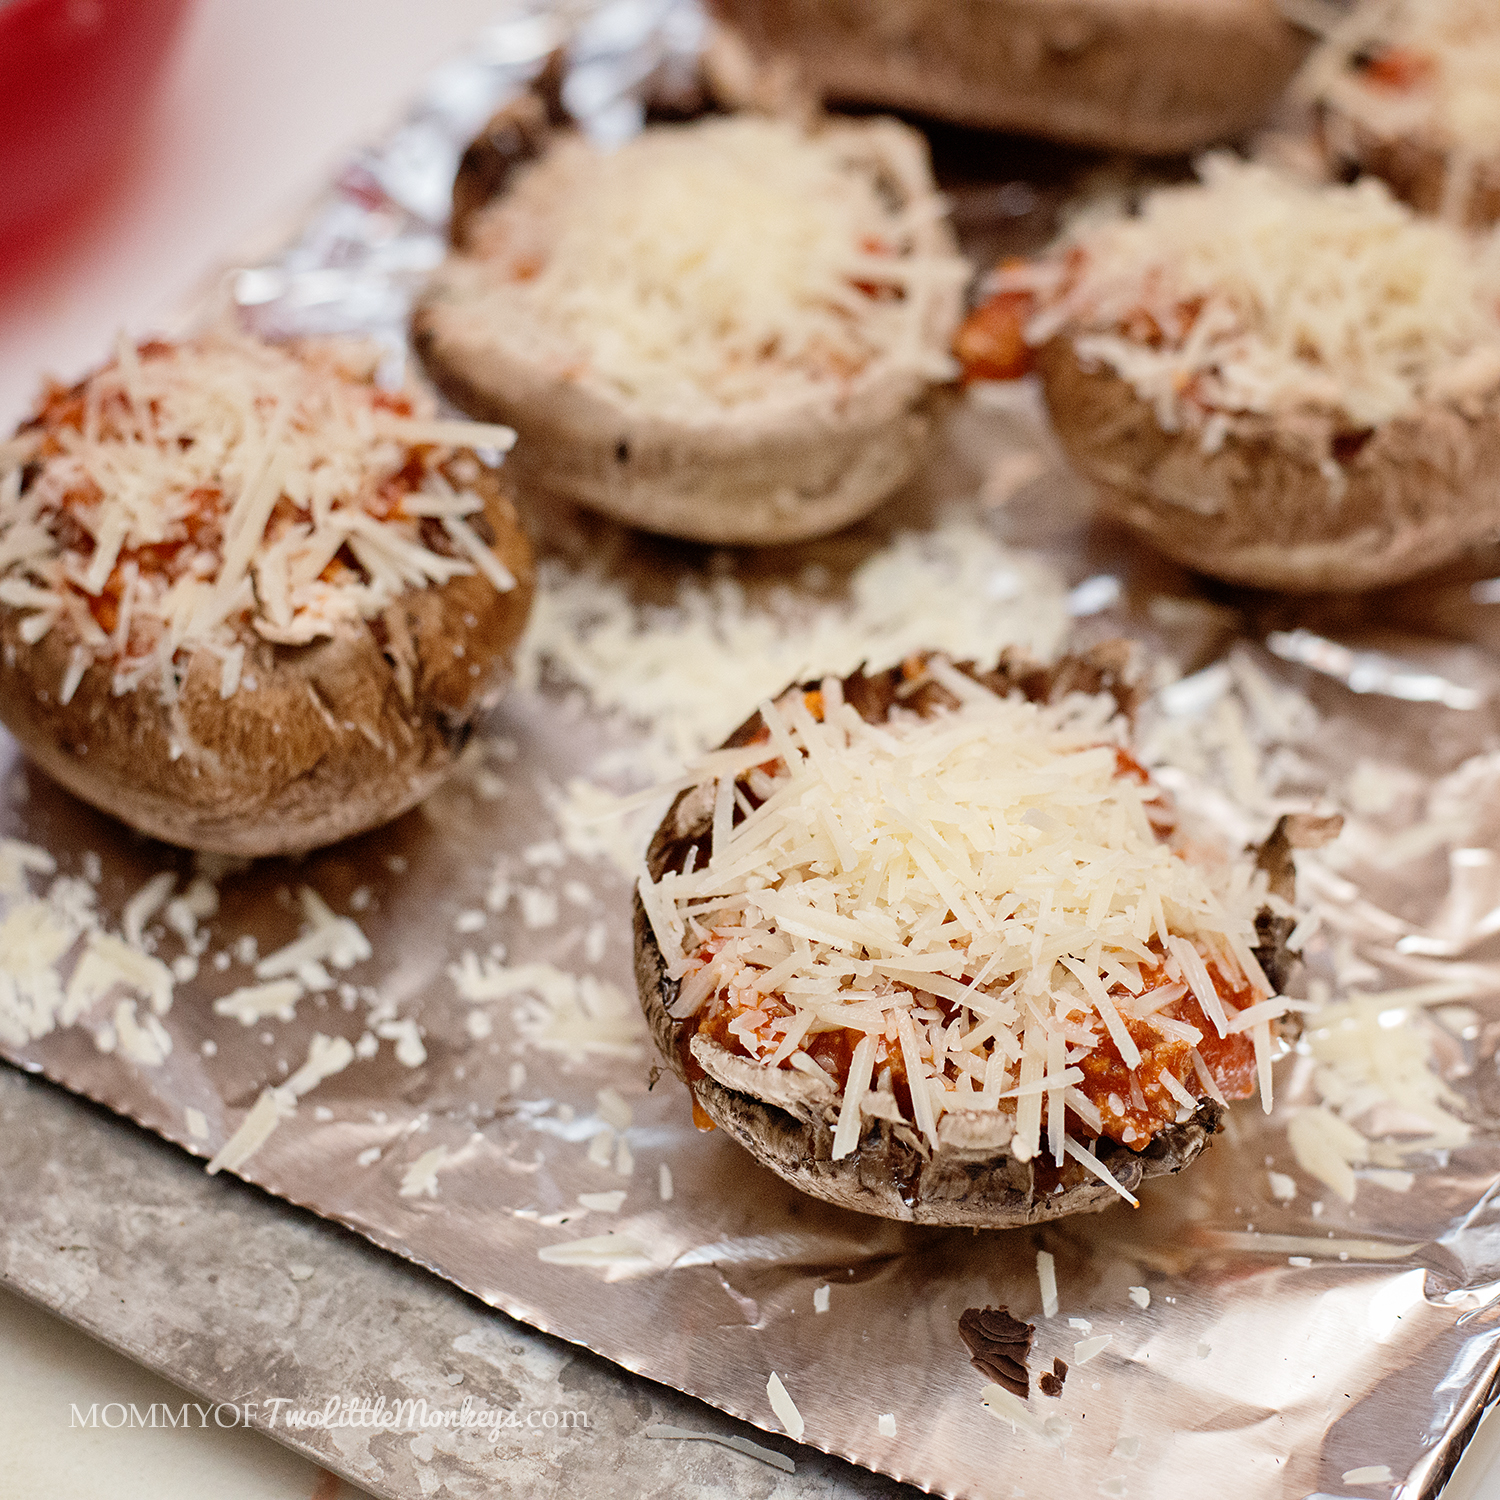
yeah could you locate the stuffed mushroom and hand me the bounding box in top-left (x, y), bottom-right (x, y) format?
top-left (414, 107), bottom-right (969, 545)
top-left (958, 156), bottom-right (1500, 591)
top-left (706, 0), bottom-right (1312, 156)
top-left (0, 331), bottom-right (534, 855)
top-left (635, 645), bottom-right (1306, 1227)
top-left (1303, 0), bottom-right (1500, 228)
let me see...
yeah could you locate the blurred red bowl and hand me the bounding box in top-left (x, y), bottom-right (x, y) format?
top-left (0, 0), bottom-right (194, 242)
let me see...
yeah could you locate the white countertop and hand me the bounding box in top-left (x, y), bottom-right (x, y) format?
top-left (0, 4), bottom-right (1497, 1496)
top-left (0, 1280), bottom-right (359, 1500)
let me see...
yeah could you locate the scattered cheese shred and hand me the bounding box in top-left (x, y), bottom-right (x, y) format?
top-left (535, 1234), bottom-right (653, 1269)
top-left (399, 1144), bottom-right (453, 1199)
top-left (212, 978), bottom-right (304, 1026)
top-left (1037, 1250), bottom-right (1060, 1319)
top-left (256, 888), bottom-right (371, 980)
top-left (284, 1032), bottom-right (354, 1097)
top-left (205, 1086), bottom-right (294, 1175)
top-left (521, 518), bottom-right (1069, 784)
top-left (578, 1190), bottom-right (627, 1213)
top-left (642, 1424), bottom-right (795, 1474)
top-left (121, 872), bottom-right (175, 948)
top-left (1287, 1107), bottom-right (1369, 1202)
top-left (979, 1383), bottom-right (1065, 1444)
top-left (766, 1372), bottom-right (805, 1443)
top-left (448, 952), bottom-right (645, 1060)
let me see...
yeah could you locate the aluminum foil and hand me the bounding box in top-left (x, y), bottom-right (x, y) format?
top-left (5, 4), bottom-right (1500, 1497)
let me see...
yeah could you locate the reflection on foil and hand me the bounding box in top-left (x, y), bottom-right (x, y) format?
top-left (1065, 573), bottom-right (1123, 617)
top-left (1155, 661), bottom-right (1232, 718)
top-left (6, 3), bottom-right (1500, 1499)
top-left (565, 0), bottom-right (706, 143)
top-left (1267, 627), bottom-right (1487, 710)
top-left (1398, 849), bottom-right (1500, 958)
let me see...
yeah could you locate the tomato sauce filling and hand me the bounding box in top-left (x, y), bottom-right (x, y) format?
top-left (954, 256), bottom-right (1211, 398)
top-left (20, 343), bottom-right (462, 669)
top-left (686, 940), bottom-right (1257, 1149)
top-left (1355, 45), bottom-right (1436, 92)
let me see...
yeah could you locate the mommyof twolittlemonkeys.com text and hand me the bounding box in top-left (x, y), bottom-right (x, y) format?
top-left (69, 1397), bottom-right (590, 1432)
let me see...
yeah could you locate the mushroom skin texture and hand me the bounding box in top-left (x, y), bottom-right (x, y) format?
top-left (705, 0), bottom-right (1312, 155)
top-left (1035, 336), bottom-right (1500, 593)
top-left (0, 465), bottom-right (534, 857)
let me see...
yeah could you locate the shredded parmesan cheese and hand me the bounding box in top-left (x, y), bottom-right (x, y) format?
top-left (399, 1144), bottom-right (453, 1199)
top-left (766, 1372), bottom-right (805, 1442)
top-left (213, 978), bottom-right (304, 1025)
top-left (448, 952), bottom-right (645, 1060)
top-left (1010, 156), bottom-right (1500, 438)
top-left (431, 115), bottom-right (966, 420)
top-left (0, 331), bottom-right (516, 704)
top-left (1037, 1250), bottom-right (1060, 1318)
top-left (527, 515), bottom-right (1069, 802)
top-left (1304, 0), bottom-right (1500, 164)
top-left (205, 1086), bottom-right (295, 1175)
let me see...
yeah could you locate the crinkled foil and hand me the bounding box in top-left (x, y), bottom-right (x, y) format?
top-left (6, 5), bottom-right (1500, 1497)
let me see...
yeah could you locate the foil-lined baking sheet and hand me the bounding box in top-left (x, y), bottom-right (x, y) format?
top-left (5, 4), bottom-right (1500, 1496)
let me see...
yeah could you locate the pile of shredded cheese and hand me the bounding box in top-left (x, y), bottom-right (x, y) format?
top-left (1014, 155), bottom-right (1500, 436)
top-left (0, 331), bottom-right (516, 704)
top-left (639, 659), bottom-right (1287, 1196)
top-left (435, 115), bottom-right (968, 417)
top-left (1303, 0), bottom-right (1500, 159)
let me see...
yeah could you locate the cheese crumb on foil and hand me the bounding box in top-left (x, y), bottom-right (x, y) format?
top-left (578, 1190), bottom-right (626, 1213)
top-left (448, 953), bottom-right (644, 1060)
top-left (1038, 1252), bottom-right (1061, 1319)
top-left (766, 1371), bottom-right (805, 1443)
top-left (519, 518), bottom-right (1069, 781)
top-left (400, 1145), bottom-right (454, 1199)
top-left (213, 978), bottom-right (304, 1025)
top-left (536, 1234), bottom-right (653, 1270)
top-left (206, 1087), bottom-right (295, 1175)
top-left (980, 1382), bottom-right (1067, 1445)
top-left (1073, 1334), bottom-right (1112, 1366)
